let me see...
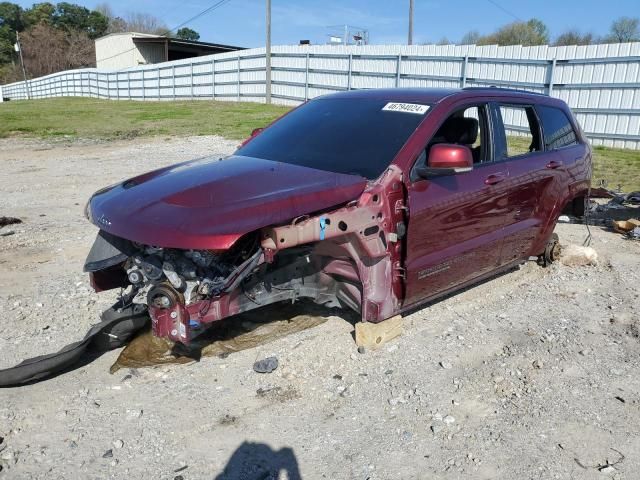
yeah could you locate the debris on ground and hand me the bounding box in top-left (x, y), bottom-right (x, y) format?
top-left (253, 356), bottom-right (279, 374)
top-left (0, 216), bottom-right (22, 228)
top-left (559, 244), bottom-right (598, 266)
top-left (110, 302), bottom-right (329, 372)
top-left (613, 218), bottom-right (640, 233)
top-left (612, 218), bottom-right (640, 241)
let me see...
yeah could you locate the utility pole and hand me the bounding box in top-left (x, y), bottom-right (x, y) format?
top-left (265, 0), bottom-right (272, 104)
top-left (15, 31), bottom-right (31, 100)
top-left (408, 0), bottom-right (414, 45)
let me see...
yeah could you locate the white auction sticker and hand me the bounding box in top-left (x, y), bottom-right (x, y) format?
top-left (382, 102), bottom-right (430, 114)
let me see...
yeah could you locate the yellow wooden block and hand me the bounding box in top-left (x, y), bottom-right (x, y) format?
top-left (355, 315), bottom-right (403, 350)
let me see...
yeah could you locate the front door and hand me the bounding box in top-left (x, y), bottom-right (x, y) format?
top-left (404, 104), bottom-right (510, 307)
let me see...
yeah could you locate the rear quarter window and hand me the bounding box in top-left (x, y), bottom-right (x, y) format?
top-left (536, 105), bottom-right (579, 150)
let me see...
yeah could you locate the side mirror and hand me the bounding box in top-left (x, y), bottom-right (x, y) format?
top-left (240, 127), bottom-right (264, 147)
top-left (417, 144), bottom-right (473, 178)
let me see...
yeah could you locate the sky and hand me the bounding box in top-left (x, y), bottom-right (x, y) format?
top-left (11, 0), bottom-right (640, 47)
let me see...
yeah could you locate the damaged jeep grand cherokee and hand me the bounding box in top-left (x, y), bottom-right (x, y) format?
top-left (84, 88), bottom-right (591, 344)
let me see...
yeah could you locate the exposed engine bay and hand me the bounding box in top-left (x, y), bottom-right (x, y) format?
top-left (127, 234), bottom-right (260, 309)
top-left (84, 165), bottom-right (407, 345)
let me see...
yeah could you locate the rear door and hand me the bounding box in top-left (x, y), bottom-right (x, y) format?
top-left (404, 103), bottom-right (509, 307)
top-left (491, 102), bottom-right (562, 263)
top-left (535, 104), bottom-right (590, 213)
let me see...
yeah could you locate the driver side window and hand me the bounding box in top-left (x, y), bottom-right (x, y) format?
top-left (411, 104), bottom-right (490, 181)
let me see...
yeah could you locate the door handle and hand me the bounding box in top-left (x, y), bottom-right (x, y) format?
top-left (546, 160), bottom-right (563, 169)
top-left (484, 173), bottom-right (506, 185)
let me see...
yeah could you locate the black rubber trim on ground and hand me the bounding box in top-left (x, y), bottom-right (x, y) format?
top-left (0, 303), bottom-right (149, 388)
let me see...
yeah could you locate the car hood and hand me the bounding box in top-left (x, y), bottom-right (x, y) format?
top-left (87, 155), bottom-right (368, 250)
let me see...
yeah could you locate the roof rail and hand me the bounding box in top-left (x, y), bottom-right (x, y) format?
top-left (462, 86), bottom-right (548, 96)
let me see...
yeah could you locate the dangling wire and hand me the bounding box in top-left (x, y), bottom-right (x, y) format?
top-left (582, 195), bottom-right (593, 247)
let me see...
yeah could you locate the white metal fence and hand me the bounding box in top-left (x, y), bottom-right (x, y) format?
top-left (2, 42), bottom-right (640, 149)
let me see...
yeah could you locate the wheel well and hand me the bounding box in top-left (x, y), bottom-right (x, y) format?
top-left (561, 194), bottom-right (586, 218)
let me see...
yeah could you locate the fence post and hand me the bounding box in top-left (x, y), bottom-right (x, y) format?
top-left (237, 55), bottom-right (241, 101)
top-left (107, 73), bottom-right (111, 100)
top-left (127, 71), bottom-right (131, 100)
top-left (546, 58), bottom-right (556, 96)
top-left (142, 69), bottom-right (145, 101)
top-left (347, 53), bottom-right (353, 90)
top-left (395, 54), bottom-right (402, 88)
top-left (116, 72), bottom-right (120, 100)
top-left (211, 58), bottom-right (216, 100)
top-left (190, 62), bottom-right (194, 99)
top-left (304, 52), bottom-right (310, 101)
top-left (172, 65), bottom-right (176, 100)
top-left (461, 55), bottom-right (469, 88)
top-left (157, 67), bottom-right (161, 101)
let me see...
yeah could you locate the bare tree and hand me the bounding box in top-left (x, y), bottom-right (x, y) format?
top-left (20, 23), bottom-right (95, 78)
top-left (94, 4), bottom-right (168, 35)
top-left (460, 30), bottom-right (481, 45)
top-left (605, 16), bottom-right (640, 43)
top-left (125, 12), bottom-right (169, 35)
top-left (553, 30), bottom-right (595, 46)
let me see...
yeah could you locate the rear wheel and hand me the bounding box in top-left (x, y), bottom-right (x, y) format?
top-left (538, 233), bottom-right (560, 267)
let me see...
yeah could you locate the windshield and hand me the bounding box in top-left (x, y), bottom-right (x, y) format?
top-left (237, 97), bottom-right (431, 179)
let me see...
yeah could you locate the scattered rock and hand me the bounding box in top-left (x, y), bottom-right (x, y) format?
top-left (253, 356), bottom-right (279, 374)
top-left (113, 439), bottom-right (124, 449)
top-left (0, 230), bottom-right (15, 237)
top-left (102, 449), bottom-right (113, 458)
top-left (443, 415), bottom-right (455, 425)
top-left (598, 465), bottom-right (617, 475)
top-left (532, 360), bottom-right (543, 369)
top-left (440, 361), bottom-right (453, 370)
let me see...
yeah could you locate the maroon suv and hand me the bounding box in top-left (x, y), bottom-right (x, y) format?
top-left (84, 88), bottom-right (591, 343)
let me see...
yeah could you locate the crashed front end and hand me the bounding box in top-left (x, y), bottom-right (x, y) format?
top-left (84, 165), bottom-right (407, 345)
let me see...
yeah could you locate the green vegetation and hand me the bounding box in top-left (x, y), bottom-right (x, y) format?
top-left (0, 97), bottom-right (290, 140)
top-left (592, 145), bottom-right (640, 192)
top-left (1, 97), bottom-right (638, 191)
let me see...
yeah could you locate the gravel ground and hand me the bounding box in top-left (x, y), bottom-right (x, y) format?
top-left (1, 136), bottom-right (639, 480)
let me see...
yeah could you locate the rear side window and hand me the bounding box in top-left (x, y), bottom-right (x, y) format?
top-left (496, 105), bottom-right (542, 158)
top-left (536, 105), bottom-right (578, 150)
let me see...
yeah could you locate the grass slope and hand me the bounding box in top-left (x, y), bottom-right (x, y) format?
top-left (0, 97), bottom-right (289, 141)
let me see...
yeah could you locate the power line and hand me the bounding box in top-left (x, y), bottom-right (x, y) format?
top-left (161, 0), bottom-right (234, 36)
top-left (484, 0), bottom-right (522, 21)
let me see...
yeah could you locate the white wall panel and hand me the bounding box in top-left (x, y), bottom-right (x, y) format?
top-left (3, 42), bottom-right (639, 148)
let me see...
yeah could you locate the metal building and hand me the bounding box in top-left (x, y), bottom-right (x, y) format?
top-left (95, 32), bottom-right (243, 70)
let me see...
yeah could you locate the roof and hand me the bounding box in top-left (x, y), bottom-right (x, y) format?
top-left (322, 87), bottom-right (557, 105)
top-left (133, 36), bottom-right (244, 52)
top-left (95, 31), bottom-right (244, 52)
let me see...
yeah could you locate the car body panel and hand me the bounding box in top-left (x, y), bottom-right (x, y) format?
top-left (87, 155), bottom-right (368, 250)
